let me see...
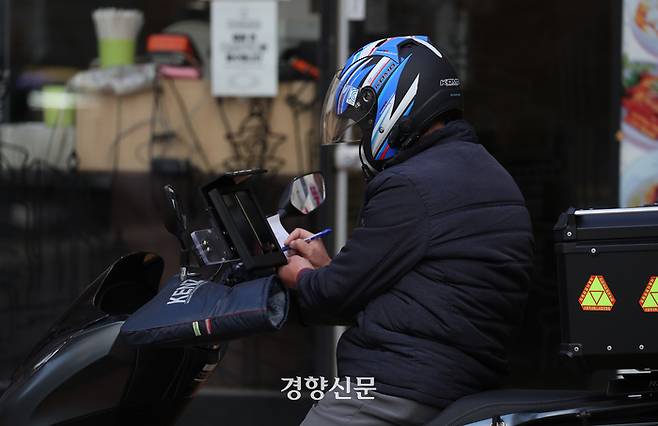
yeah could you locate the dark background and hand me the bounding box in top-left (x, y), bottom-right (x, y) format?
top-left (0, 0), bottom-right (622, 416)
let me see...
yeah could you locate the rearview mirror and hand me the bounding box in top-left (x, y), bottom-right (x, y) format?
top-left (278, 172), bottom-right (326, 217)
top-left (163, 185), bottom-right (188, 249)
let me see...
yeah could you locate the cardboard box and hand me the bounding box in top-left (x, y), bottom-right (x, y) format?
top-left (75, 80), bottom-right (317, 175)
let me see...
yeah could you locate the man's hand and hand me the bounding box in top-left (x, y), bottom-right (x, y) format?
top-left (285, 228), bottom-right (332, 268)
top-left (277, 255), bottom-right (313, 289)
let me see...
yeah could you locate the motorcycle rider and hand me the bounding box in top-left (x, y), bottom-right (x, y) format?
top-left (278, 36), bottom-right (534, 425)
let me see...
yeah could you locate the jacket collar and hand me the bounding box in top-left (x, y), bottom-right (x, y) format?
top-left (383, 119), bottom-right (479, 169)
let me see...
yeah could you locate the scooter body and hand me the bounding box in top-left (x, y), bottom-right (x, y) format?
top-left (430, 387), bottom-right (658, 425)
top-left (0, 169), bottom-right (319, 425)
top-left (5, 171), bottom-right (658, 426)
top-left (0, 252), bottom-right (222, 426)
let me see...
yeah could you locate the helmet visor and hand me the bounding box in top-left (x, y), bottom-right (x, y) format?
top-left (321, 70), bottom-right (374, 145)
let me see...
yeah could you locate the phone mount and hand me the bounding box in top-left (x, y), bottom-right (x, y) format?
top-left (202, 169), bottom-right (287, 273)
top-left (186, 169), bottom-right (326, 281)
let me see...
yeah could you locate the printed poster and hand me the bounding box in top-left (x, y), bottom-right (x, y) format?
top-left (621, 0), bottom-right (658, 206)
top-left (211, 0), bottom-right (278, 97)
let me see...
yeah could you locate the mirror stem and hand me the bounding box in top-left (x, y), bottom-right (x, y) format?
top-left (179, 248), bottom-right (190, 281)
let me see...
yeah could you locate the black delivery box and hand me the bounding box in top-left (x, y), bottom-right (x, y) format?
top-left (554, 206), bottom-right (658, 367)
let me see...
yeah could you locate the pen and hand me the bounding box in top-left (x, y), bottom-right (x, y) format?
top-left (282, 228), bottom-right (333, 252)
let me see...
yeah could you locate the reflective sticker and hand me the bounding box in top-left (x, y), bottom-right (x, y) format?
top-left (192, 321), bottom-right (202, 336)
top-left (639, 276), bottom-right (658, 312)
top-left (346, 86), bottom-right (359, 106)
top-left (578, 275), bottom-right (616, 311)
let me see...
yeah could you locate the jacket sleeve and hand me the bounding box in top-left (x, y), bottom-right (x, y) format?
top-left (295, 172), bottom-right (429, 323)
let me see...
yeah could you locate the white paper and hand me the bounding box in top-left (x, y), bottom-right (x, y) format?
top-left (267, 214), bottom-right (290, 250)
top-left (211, 0), bottom-right (278, 97)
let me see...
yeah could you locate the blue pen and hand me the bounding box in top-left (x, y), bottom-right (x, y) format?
top-left (282, 228), bottom-right (333, 252)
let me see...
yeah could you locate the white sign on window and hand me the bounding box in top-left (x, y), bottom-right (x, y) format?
top-left (211, 0), bottom-right (278, 97)
top-left (345, 0), bottom-right (366, 21)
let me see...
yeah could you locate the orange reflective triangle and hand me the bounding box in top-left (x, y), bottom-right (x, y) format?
top-left (639, 276), bottom-right (658, 312)
top-left (578, 275), bottom-right (615, 311)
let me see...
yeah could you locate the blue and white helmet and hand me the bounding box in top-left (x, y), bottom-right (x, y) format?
top-left (321, 35), bottom-right (463, 176)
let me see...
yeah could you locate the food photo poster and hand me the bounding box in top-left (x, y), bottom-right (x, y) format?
top-left (621, 0), bottom-right (658, 206)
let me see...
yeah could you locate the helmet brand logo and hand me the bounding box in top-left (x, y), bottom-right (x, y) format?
top-left (440, 78), bottom-right (460, 87)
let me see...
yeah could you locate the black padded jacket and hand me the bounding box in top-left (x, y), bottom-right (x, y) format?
top-left (296, 120), bottom-right (534, 408)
